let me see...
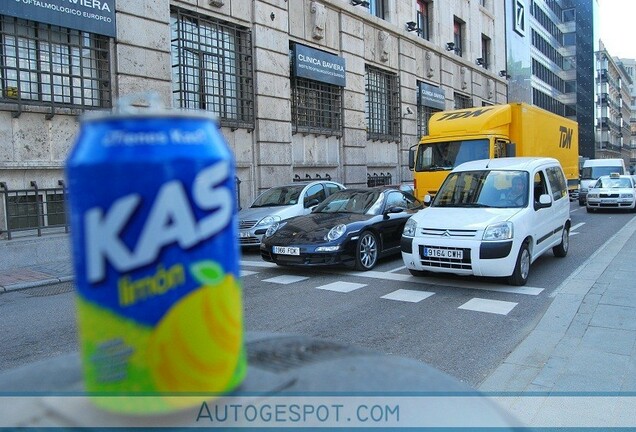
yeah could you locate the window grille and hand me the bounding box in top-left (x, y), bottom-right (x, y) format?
top-left (291, 76), bottom-right (343, 137)
top-left (365, 66), bottom-right (400, 142)
top-left (0, 182), bottom-right (69, 239)
top-left (0, 15), bottom-right (111, 110)
top-left (417, 105), bottom-right (440, 138)
top-left (171, 9), bottom-right (254, 129)
top-left (454, 93), bottom-right (472, 109)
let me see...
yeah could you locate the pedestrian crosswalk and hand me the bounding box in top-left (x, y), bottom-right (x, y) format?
top-left (239, 259), bottom-right (536, 316)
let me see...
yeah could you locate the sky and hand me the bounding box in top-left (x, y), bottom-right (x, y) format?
top-left (597, 0), bottom-right (636, 59)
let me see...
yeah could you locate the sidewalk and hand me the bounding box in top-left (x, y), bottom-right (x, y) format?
top-left (479, 214), bottom-right (636, 425)
top-left (0, 260), bottom-right (74, 292)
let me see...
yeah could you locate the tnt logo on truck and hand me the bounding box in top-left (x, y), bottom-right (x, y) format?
top-left (436, 108), bottom-right (493, 121)
top-left (559, 126), bottom-right (573, 149)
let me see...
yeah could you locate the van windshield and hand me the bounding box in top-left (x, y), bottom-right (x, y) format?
top-left (581, 166), bottom-right (624, 180)
top-left (415, 139), bottom-right (490, 172)
top-left (433, 170), bottom-right (529, 209)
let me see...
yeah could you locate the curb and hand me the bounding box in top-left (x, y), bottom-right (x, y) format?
top-left (1, 275), bottom-right (74, 294)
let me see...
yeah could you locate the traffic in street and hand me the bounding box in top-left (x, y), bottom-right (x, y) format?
top-left (2, 203), bottom-right (633, 388)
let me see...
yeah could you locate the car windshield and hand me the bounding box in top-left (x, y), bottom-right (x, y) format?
top-left (433, 170), bottom-right (529, 208)
top-left (414, 139), bottom-right (490, 172)
top-left (581, 166), bottom-right (624, 180)
top-left (251, 185), bottom-right (304, 207)
top-left (314, 190), bottom-right (381, 214)
top-left (594, 177), bottom-right (633, 189)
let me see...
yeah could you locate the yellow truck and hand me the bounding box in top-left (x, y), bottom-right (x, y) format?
top-left (409, 102), bottom-right (579, 200)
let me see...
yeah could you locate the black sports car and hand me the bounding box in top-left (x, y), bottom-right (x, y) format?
top-left (260, 187), bottom-right (423, 270)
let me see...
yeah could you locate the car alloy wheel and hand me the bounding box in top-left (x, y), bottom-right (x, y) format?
top-left (508, 241), bottom-right (530, 286)
top-left (553, 225), bottom-right (569, 257)
top-left (355, 231), bottom-right (378, 271)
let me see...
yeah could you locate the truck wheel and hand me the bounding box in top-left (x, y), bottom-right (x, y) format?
top-left (507, 242), bottom-right (530, 286)
top-left (553, 225), bottom-right (569, 257)
top-left (354, 231), bottom-right (378, 271)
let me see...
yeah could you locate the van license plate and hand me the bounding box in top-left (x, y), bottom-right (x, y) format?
top-left (424, 247), bottom-right (463, 259)
top-left (273, 246), bottom-right (300, 256)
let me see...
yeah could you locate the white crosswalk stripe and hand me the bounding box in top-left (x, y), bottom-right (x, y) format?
top-left (381, 289), bottom-right (435, 303)
top-left (315, 281), bottom-right (367, 293)
top-left (458, 298), bottom-right (518, 315)
top-left (262, 275), bottom-right (308, 284)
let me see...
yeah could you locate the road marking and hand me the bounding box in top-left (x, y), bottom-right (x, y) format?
top-left (316, 281), bottom-right (367, 293)
top-left (241, 270), bottom-right (258, 277)
top-left (458, 298), bottom-right (518, 315)
top-left (381, 289), bottom-right (435, 303)
top-left (387, 265), bottom-right (406, 273)
top-left (336, 270), bottom-right (544, 296)
top-left (241, 260), bottom-right (277, 268)
top-left (262, 275), bottom-right (309, 285)
top-left (570, 222), bottom-right (585, 231)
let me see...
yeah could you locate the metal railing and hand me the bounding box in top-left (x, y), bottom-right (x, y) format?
top-left (0, 181), bottom-right (69, 240)
top-left (367, 172), bottom-right (393, 187)
top-left (293, 174), bottom-right (333, 182)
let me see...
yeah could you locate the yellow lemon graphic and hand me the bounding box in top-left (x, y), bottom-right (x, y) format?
top-left (146, 261), bottom-right (244, 394)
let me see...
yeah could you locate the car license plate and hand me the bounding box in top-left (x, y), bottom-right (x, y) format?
top-left (602, 199), bottom-right (617, 204)
top-left (273, 246), bottom-right (300, 256)
top-left (424, 247), bottom-right (463, 259)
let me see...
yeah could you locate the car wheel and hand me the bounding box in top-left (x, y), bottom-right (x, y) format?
top-left (507, 241), bottom-right (530, 286)
top-left (355, 231), bottom-right (378, 271)
top-left (408, 269), bottom-right (430, 277)
top-left (586, 206), bottom-right (594, 213)
top-left (553, 224), bottom-right (569, 257)
top-left (578, 199), bottom-right (585, 206)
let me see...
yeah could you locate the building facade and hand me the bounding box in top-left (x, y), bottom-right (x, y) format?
top-left (616, 57), bottom-right (636, 171)
top-left (0, 0), bottom-right (508, 237)
top-left (505, 0), bottom-right (598, 159)
top-left (595, 42), bottom-right (632, 165)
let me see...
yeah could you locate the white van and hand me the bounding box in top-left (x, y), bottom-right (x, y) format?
top-left (578, 158), bottom-right (626, 205)
top-left (401, 157), bottom-right (571, 286)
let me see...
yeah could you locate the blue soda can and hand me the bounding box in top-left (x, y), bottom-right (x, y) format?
top-left (65, 97), bottom-right (246, 413)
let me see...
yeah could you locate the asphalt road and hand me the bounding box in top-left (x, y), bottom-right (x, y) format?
top-left (0, 203), bottom-right (633, 388)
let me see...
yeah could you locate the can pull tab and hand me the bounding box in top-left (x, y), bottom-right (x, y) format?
top-left (114, 92), bottom-right (165, 113)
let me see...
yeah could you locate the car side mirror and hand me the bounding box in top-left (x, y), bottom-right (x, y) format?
top-left (535, 194), bottom-right (552, 210)
top-left (304, 198), bottom-right (320, 208)
top-left (423, 195), bottom-right (432, 206)
top-left (384, 206), bottom-right (404, 218)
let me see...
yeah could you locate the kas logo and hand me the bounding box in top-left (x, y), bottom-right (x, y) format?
top-left (513, 0), bottom-right (526, 36)
top-left (559, 126), bottom-right (573, 149)
top-left (84, 160), bottom-right (233, 283)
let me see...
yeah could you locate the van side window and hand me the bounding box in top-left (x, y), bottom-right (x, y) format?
top-left (533, 171), bottom-right (548, 206)
top-left (545, 167), bottom-right (567, 201)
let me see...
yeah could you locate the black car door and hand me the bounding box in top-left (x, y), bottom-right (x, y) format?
top-left (379, 192), bottom-right (413, 251)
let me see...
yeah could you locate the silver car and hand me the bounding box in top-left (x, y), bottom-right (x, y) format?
top-left (238, 180), bottom-right (345, 247)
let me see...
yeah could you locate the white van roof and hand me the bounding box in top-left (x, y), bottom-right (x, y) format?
top-left (582, 158), bottom-right (625, 167)
top-left (453, 157), bottom-right (559, 172)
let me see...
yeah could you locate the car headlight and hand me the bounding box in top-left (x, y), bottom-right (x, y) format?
top-left (403, 218), bottom-right (417, 237)
top-left (620, 193), bottom-right (634, 199)
top-left (587, 193), bottom-right (598, 199)
top-left (265, 221), bottom-right (285, 238)
top-left (483, 222), bottom-right (513, 241)
top-left (256, 215), bottom-right (281, 227)
top-left (325, 224), bottom-right (347, 241)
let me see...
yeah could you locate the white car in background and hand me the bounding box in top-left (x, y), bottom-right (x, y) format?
top-left (586, 174), bottom-right (636, 213)
top-left (401, 157), bottom-right (571, 286)
top-left (238, 180), bottom-right (345, 248)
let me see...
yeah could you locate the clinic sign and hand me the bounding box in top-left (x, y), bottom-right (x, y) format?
top-left (418, 82), bottom-right (445, 110)
top-left (0, 0), bottom-right (116, 37)
top-left (292, 44), bottom-right (346, 87)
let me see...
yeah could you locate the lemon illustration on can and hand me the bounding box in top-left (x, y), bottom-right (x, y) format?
top-left (146, 261), bottom-right (245, 395)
